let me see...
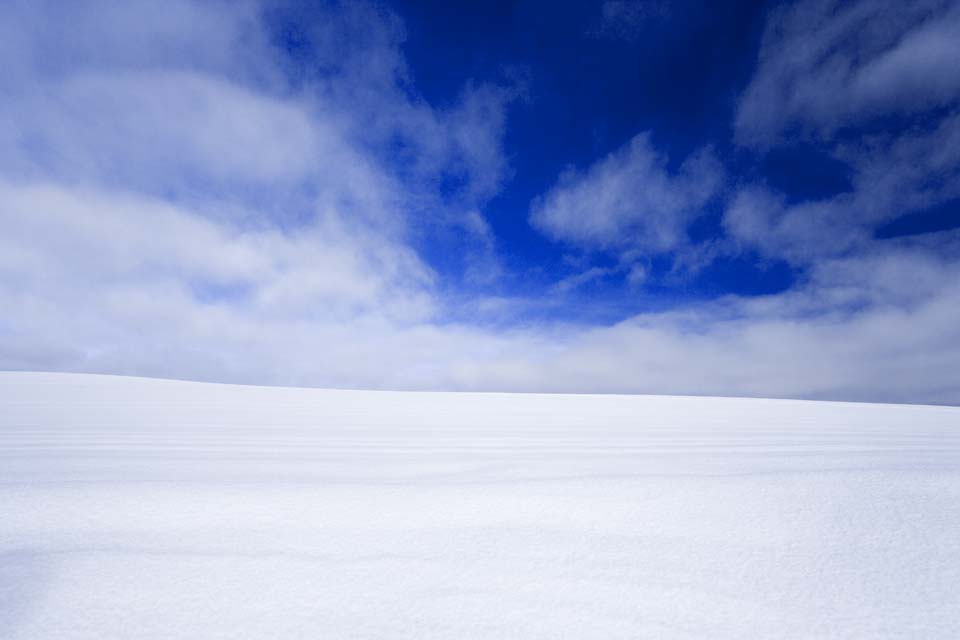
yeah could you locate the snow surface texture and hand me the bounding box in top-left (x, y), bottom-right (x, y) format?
top-left (1, 372), bottom-right (959, 639)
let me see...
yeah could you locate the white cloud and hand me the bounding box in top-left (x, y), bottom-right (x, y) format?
top-left (0, 0), bottom-right (508, 385)
top-left (728, 0), bottom-right (960, 269)
top-left (0, 182), bottom-right (435, 321)
top-left (843, 112), bottom-right (960, 213)
top-left (530, 133), bottom-right (723, 255)
top-left (2, 172), bottom-right (959, 403)
top-left (725, 112), bottom-right (960, 265)
top-left (291, 1), bottom-right (521, 213)
top-left (736, 0), bottom-right (960, 147)
top-left (552, 267), bottom-right (613, 294)
top-left (723, 187), bottom-right (863, 262)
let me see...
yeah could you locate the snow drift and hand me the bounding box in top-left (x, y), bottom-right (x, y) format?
top-left (1, 372), bottom-right (959, 639)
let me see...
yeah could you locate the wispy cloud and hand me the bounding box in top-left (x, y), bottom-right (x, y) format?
top-left (726, 0), bottom-right (960, 268)
top-left (0, 0), bottom-right (511, 384)
top-left (588, 1), bottom-right (668, 42)
top-left (530, 133), bottom-right (723, 257)
top-left (735, 0), bottom-right (960, 147)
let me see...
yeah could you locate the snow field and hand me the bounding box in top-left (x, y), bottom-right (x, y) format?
top-left (2, 372), bottom-right (959, 638)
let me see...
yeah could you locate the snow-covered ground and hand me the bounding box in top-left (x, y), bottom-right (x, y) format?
top-left (1, 372), bottom-right (959, 639)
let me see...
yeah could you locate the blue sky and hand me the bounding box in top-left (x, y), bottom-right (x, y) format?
top-left (1, 0), bottom-right (959, 403)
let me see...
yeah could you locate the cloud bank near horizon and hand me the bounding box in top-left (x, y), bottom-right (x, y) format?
top-left (1, 0), bottom-right (959, 404)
